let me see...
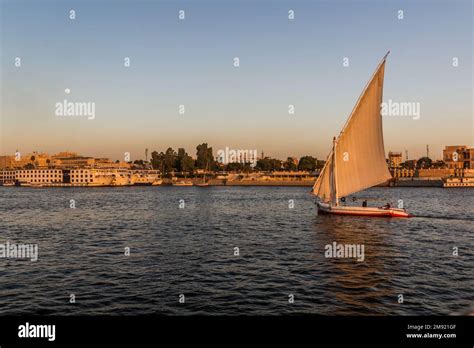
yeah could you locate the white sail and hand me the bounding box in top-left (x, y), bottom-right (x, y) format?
top-left (312, 52), bottom-right (392, 202)
top-left (313, 150), bottom-right (334, 202)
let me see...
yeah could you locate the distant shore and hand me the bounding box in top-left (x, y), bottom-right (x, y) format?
top-left (168, 179), bottom-right (316, 187)
top-left (163, 178), bottom-right (445, 187)
top-left (165, 179), bottom-right (462, 187)
top-left (2, 177), bottom-right (473, 188)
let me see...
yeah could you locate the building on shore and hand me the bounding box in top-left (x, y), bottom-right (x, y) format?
top-left (388, 151), bottom-right (403, 168)
top-left (390, 168), bottom-right (415, 178)
top-left (0, 155), bottom-right (15, 169)
top-left (0, 151), bottom-right (131, 170)
top-left (0, 152), bottom-right (51, 169)
top-left (51, 152), bottom-right (131, 169)
top-left (443, 145), bottom-right (473, 169)
top-left (52, 155), bottom-right (95, 169)
top-left (93, 158), bottom-right (131, 169)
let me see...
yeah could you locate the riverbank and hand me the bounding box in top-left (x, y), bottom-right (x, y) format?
top-left (160, 178), bottom-right (448, 187)
top-left (160, 178), bottom-right (315, 186)
top-left (3, 178), bottom-right (473, 188)
top-left (393, 178), bottom-right (443, 187)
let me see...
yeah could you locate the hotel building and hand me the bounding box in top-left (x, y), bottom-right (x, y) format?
top-left (443, 145), bottom-right (473, 169)
top-left (388, 151), bottom-right (403, 168)
top-left (0, 152), bottom-right (51, 169)
top-left (1, 151), bottom-right (131, 171)
top-left (51, 154), bottom-right (95, 168)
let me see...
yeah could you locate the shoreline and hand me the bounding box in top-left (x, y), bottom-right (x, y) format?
top-left (2, 180), bottom-right (472, 188)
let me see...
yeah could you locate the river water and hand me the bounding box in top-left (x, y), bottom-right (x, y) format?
top-left (0, 186), bottom-right (472, 315)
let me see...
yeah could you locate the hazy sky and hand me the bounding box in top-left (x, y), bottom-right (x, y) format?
top-left (1, 0), bottom-right (472, 161)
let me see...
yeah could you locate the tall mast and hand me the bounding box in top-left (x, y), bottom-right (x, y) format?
top-left (332, 136), bottom-right (338, 206)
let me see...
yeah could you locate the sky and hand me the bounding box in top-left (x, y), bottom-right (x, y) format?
top-left (0, 0), bottom-right (472, 161)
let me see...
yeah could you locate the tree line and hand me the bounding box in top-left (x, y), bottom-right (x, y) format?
top-left (143, 143), bottom-right (322, 175)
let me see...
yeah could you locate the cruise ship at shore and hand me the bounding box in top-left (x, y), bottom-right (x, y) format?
top-left (443, 176), bottom-right (474, 187)
top-left (1, 167), bottom-right (473, 188)
top-left (0, 169), bottom-right (162, 187)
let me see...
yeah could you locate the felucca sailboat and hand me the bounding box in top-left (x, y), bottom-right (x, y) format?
top-left (312, 51), bottom-right (410, 218)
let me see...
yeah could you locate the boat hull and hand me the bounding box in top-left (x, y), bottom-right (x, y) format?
top-left (317, 202), bottom-right (411, 218)
top-left (172, 181), bottom-right (193, 186)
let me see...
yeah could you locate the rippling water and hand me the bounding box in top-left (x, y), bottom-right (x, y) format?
top-left (0, 186), bottom-right (472, 315)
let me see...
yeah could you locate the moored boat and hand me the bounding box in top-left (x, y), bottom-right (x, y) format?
top-left (132, 175), bottom-right (154, 186)
top-left (443, 177), bottom-right (474, 187)
top-left (172, 180), bottom-right (193, 186)
top-left (196, 162), bottom-right (210, 187)
top-left (16, 181), bottom-right (31, 187)
top-left (111, 173), bottom-right (132, 186)
top-left (29, 183), bottom-right (44, 188)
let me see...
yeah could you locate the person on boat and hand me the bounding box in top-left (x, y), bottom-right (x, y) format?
top-left (381, 202), bottom-right (391, 209)
top-left (362, 200), bottom-right (367, 207)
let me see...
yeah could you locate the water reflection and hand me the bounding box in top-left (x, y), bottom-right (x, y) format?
top-left (313, 214), bottom-right (399, 315)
